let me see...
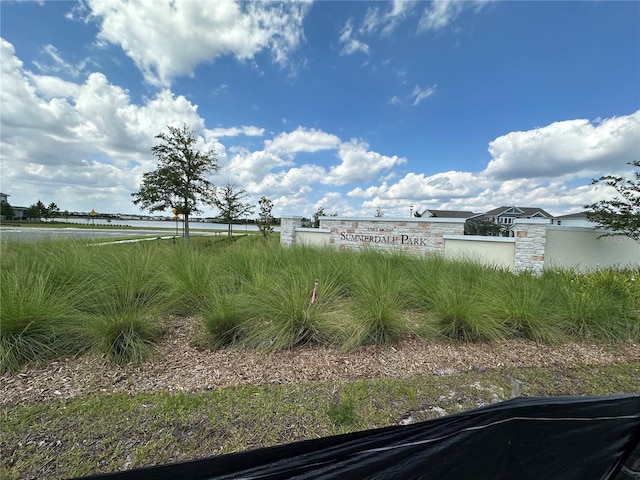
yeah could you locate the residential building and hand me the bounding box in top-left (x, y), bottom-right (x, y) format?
top-left (422, 209), bottom-right (476, 219)
top-left (551, 211), bottom-right (595, 228)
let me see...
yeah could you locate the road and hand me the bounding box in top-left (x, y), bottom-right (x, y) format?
top-left (0, 226), bottom-right (228, 242)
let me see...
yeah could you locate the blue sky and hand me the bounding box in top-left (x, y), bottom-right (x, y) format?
top-left (1, 0), bottom-right (638, 218)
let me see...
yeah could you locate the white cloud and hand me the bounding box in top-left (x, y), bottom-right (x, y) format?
top-left (418, 0), bottom-right (493, 33)
top-left (264, 127), bottom-right (340, 155)
top-left (84, 0), bottom-right (311, 86)
top-left (411, 84), bottom-right (437, 106)
top-left (362, 0), bottom-right (416, 36)
top-left (325, 139), bottom-right (406, 185)
top-left (226, 149), bottom-right (293, 185)
top-left (0, 38), bottom-right (211, 211)
top-left (483, 110), bottom-right (640, 180)
top-left (246, 165), bottom-right (325, 196)
top-left (418, 0), bottom-right (463, 32)
top-left (339, 18), bottom-right (369, 56)
top-left (32, 44), bottom-right (88, 78)
top-left (208, 126), bottom-right (265, 138)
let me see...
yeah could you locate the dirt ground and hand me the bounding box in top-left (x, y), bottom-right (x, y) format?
top-left (2, 316), bottom-right (639, 406)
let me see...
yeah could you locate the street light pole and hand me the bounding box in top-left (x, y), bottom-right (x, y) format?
top-left (410, 205), bottom-right (414, 218)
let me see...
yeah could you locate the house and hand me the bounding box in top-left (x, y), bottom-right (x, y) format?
top-left (422, 209), bottom-right (476, 219)
top-left (475, 206), bottom-right (554, 225)
top-left (551, 211), bottom-right (595, 228)
top-left (468, 206), bottom-right (555, 236)
top-left (0, 192), bottom-right (29, 220)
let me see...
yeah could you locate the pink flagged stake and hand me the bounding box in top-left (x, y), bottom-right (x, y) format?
top-left (310, 279), bottom-right (318, 304)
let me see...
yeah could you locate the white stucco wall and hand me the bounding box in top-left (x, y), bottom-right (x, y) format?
top-left (295, 228), bottom-right (331, 247)
top-left (545, 227), bottom-right (640, 271)
top-left (444, 235), bottom-right (516, 270)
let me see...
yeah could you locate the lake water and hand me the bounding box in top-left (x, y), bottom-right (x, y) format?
top-left (0, 219), bottom-right (278, 241)
top-left (55, 219), bottom-right (270, 231)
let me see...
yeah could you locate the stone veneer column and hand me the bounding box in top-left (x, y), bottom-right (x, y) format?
top-left (280, 216), bottom-right (303, 246)
top-left (513, 219), bottom-right (550, 274)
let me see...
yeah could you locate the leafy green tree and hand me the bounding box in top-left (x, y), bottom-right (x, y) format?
top-left (26, 200), bottom-right (48, 221)
top-left (47, 202), bottom-right (59, 221)
top-left (257, 196), bottom-right (274, 237)
top-left (132, 124), bottom-right (219, 243)
top-left (211, 182), bottom-right (254, 236)
top-left (1, 201), bottom-right (15, 220)
top-left (585, 160), bottom-right (640, 242)
top-left (26, 203), bottom-right (40, 221)
top-left (312, 206), bottom-right (337, 228)
top-left (464, 218), bottom-right (503, 236)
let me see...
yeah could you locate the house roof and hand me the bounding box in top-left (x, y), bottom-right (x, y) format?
top-left (425, 209), bottom-right (476, 219)
top-left (556, 211), bottom-right (589, 219)
top-left (482, 206), bottom-right (554, 218)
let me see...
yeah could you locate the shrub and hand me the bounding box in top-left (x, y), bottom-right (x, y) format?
top-left (77, 244), bottom-right (170, 363)
top-left (343, 253), bottom-right (407, 348)
top-left (430, 276), bottom-right (505, 342)
top-left (241, 265), bottom-right (343, 350)
top-left (0, 261), bottom-right (81, 372)
top-left (165, 245), bottom-right (219, 315)
top-left (490, 271), bottom-right (562, 343)
top-left (200, 292), bottom-right (246, 349)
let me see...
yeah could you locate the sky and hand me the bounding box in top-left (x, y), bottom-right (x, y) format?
top-left (1, 0), bottom-right (639, 219)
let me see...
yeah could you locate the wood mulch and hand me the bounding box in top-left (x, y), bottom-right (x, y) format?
top-left (2, 316), bottom-right (638, 406)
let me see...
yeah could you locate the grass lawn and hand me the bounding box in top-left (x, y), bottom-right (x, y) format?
top-left (1, 362), bottom-right (638, 480)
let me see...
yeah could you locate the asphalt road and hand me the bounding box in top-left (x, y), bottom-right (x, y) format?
top-left (0, 226), bottom-right (224, 242)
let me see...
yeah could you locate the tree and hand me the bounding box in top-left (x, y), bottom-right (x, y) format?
top-left (375, 207), bottom-right (384, 217)
top-left (26, 203), bottom-right (41, 221)
top-left (257, 196), bottom-right (274, 237)
top-left (585, 161), bottom-right (640, 243)
top-left (47, 202), bottom-right (59, 221)
top-left (26, 200), bottom-right (48, 222)
top-left (312, 206), bottom-right (337, 228)
top-left (211, 182), bottom-right (254, 236)
top-left (132, 124), bottom-right (219, 243)
top-left (464, 218), bottom-right (503, 236)
top-left (1, 201), bottom-right (15, 220)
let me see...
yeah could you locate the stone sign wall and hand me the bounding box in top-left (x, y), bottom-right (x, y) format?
top-left (324, 217), bottom-right (466, 255)
top-left (280, 216), bottom-right (638, 274)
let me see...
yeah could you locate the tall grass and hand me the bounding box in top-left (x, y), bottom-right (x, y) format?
top-left (0, 258), bottom-right (81, 373)
top-left (343, 252), bottom-right (408, 348)
top-left (1, 236), bottom-right (638, 371)
top-left (489, 271), bottom-right (563, 343)
top-left (546, 269), bottom-right (640, 341)
top-left (241, 264), bottom-right (343, 350)
top-left (77, 243), bottom-right (170, 363)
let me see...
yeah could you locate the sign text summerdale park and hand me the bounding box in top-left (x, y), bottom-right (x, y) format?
top-left (338, 231), bottom-right (429, 246)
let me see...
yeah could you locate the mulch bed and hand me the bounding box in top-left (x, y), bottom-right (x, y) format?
top-left (2, 317), bottom-right (638, 406)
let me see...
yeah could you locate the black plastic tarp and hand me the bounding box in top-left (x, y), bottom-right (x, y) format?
top-left (83, 395), bottom-right (640, 480)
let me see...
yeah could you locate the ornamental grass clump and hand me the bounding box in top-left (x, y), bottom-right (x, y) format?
top-left (241, 265), bottom-right (342, 351)
top-left (551, 269), bottom-right (640, 341)
top-left (430, 272), bottom-right (505, 342)
top-left (0, 260), bottom-right (81, 373)
top-left (200, 292), bottom-right (246, 349)
top-left (78, 244), bottom-right (170, 363)
top-left (404, 254), bottom-right (450, 310)
top-left (343, 253), bottom-right (408, 348)
top-left (490, 271), bottom-right (563, 343)
top-left (164, 244), bottom-right (221, 316)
